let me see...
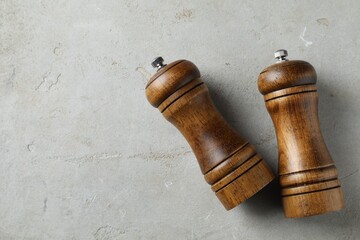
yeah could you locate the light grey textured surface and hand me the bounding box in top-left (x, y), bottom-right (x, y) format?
top-left (1, 1), bottom-right (359, 239)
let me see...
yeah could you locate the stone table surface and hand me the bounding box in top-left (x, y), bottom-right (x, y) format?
top-left (0, 1), bottom-right (359, 239)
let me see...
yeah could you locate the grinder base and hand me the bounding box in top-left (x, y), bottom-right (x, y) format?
top-left (282, 187), bottom-right (345, 218)
top-left (214, 159), bottom-right (275, 210)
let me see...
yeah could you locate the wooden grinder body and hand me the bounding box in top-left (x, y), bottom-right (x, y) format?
top-left (146, 59), bottom-right (275, 210)
top-left (258, 60), bottom-right (345, 217)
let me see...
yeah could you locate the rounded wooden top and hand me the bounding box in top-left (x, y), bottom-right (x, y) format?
top-left (145, 59), bottom-right (201, 107)
top-left (258, 60), bottom-right (317, 95)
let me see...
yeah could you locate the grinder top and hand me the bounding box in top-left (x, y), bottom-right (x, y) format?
top-left (258, 50), bottom-right (317, 95)
top-left (145, 57), bottom-right (200, 107)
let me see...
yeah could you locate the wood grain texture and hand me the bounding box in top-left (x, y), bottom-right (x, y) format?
top-left (146, 59), bottom-right (275, 210)
top-left (258, 59), bottom-right (345, 218)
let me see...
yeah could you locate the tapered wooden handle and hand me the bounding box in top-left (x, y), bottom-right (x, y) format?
top-left (258, 59), bottom-right (345, 218)
top-left (146, 59), bottom-right (274, 210)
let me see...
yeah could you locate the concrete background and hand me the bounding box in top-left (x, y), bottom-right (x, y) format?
top-left (1, 0), bottom-right (359, 239)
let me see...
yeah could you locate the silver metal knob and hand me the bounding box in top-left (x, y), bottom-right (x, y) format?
top-left (151, 56), bottom-right (167, 71)
top-left (274, 49), bottom-right (288, 63)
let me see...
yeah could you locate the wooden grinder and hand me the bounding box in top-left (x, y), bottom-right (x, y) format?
top-left (146, 57), bottom-right (275, 210)
top-left (258, 50), bottom-right (345, 217)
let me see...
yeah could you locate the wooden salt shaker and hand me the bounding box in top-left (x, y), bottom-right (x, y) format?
top-left (258, 50), bottom-right (345, 217)
top-left (146, 57), bottom-right (275, 210)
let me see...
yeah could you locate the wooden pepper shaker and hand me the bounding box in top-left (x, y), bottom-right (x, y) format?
top-left (146, 57), bottom-right (275, 210)
top-left (258, 50), bottom-right (345, 217)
